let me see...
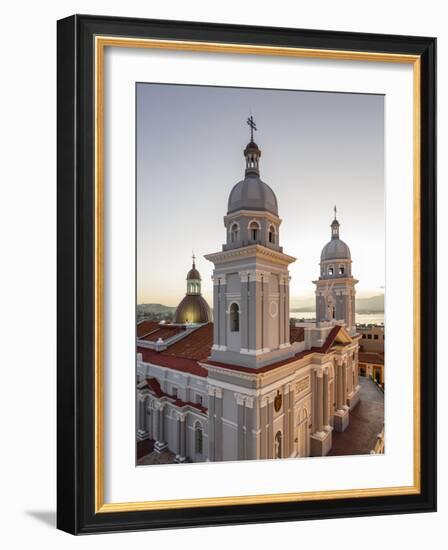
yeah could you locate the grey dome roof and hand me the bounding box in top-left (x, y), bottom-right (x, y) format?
top-left (321, 239), bottom-right (351, 261)
top-left (227, 174), bottom-right (278, 215)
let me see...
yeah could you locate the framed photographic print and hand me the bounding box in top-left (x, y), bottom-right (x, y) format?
top-left (57, 15), bottom-right (436, 534)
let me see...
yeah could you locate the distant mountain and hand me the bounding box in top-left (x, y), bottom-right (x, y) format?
top-left (290, 297), bottom-right (315, 312)
top-left (137, 303), bottom-right (176, 314)
top-left (138, 295), bottom-right (384, 318)
top-left (356, 295), bottom-right (384, 313)
top-left (290, 294), bottom-right (384, 314)
top-left (137, 303), bottom-right (176, 321)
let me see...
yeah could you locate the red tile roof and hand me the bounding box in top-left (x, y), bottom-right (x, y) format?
top-left (141, 325), bottom-right (185, 342)
top-left (137, 320), bottom-right (161, 338)
top-left (146, 376), bottom-right (164, 398)
top-left (137, 324), bottom-right (213, 377)
top-left (289, 326), bottom-right (305, 344)
top-left (310, 325), bottom-right (341, 354)
top-left (161, 323), bottom-right (213, 361)
top-left (137, 346), bottom-right (208, 377)
top-left (359, 352), bottom-right (384, 365)
top-left (137, 323), bottom-right (352, 378)
top-left (144, 377), bottom-right (207, 413)
top-left (205, 326), bottom-right (345, 375)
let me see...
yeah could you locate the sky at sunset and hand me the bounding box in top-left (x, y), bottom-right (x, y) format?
top-left (137, 83), bottom-right (384, 307)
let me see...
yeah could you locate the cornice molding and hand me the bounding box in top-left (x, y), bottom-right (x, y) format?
top-left (224, 209), bottom-right (282, 226)
top-left (204, 244), bottom-right (296, 267)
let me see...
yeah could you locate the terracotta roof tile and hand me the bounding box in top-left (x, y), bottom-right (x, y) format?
top-left (289, 326), bottom-right (305, 344)
top-left (161, 323), bottom-right (213, 361)
top-left (137, 320), bottom-right (161, 338)
top-left (310, 325), bottom-right (341, 354)
top-left (359, 352), bottom-right (384, 365)
top-left (137, 346), bottom-right (208, 377)
top-left (205, 326), bottom-right (345, 374)
top-left (141, 325), bottom-right (185, 342)
top-left (138, 323), bottom-right (350, 378)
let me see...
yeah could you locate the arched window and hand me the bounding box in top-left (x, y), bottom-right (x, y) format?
top-left (195, 422), bottom-right (203, 454)
top-left (275, 431), bottom-right (282, 459)
top-left (230, 302), bottom-right (240, 332)
top-left (230, 223), bottom-right (239, 243)
top-left (328, 266), bottom-right (334, 275)
top-left (338, 265), bottom-right (345, 275)
top-left (268, 225), bottom-right (276, 244)
top-left (249, 221), bottom-right (260, 242)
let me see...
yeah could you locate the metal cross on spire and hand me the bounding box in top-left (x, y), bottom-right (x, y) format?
top-left (247, 115), bottom-right (257, 141)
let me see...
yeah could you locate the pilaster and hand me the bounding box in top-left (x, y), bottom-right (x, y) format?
top-left (154, 402), bottom-right (168, 453)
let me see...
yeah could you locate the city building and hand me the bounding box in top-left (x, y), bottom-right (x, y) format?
top-left (357, 325), bottom-right (385, 385)
top-left (136, 128), bottom-right (368, 463)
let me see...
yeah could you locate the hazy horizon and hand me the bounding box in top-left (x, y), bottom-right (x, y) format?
top-left (136, 292), bottom-right (385, 307)
top-left (137, 83), bottom-right (384, 307)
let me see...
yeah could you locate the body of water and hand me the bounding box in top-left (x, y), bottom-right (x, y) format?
top-left (290, 311), bottom-right (384, 325)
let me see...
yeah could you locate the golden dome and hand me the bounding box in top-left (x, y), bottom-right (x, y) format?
top-left (174, 294), bottom-right (212, 324)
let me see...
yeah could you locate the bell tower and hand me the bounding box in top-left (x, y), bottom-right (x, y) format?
top-left (314, 208), bottom-right (358, 334)
top-left (204, 119), bottom-right (296, 369)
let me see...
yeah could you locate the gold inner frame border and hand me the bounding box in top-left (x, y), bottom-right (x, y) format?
top-left (94, 35), bottom-right (421, 513)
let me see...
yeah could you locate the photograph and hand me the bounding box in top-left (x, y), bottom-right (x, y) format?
top-left (53, 11), bottom-right (436, 535)
top-left (135, 83), bottom-right (386, 465)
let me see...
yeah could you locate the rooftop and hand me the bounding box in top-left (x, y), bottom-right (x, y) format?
top-left (138, 322), bottom-right (351, 377)
top-left (144, 377), bottom-right (207, 413)
top-left (140, 324), bottom-right (186, 342)
top-left (137, 320), bottom-right (161, 338)
top-left (358, 352), bottom-right (384, 365)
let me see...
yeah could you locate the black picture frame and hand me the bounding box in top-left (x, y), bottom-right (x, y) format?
top-left (57, 14), bottom-right (436, 535)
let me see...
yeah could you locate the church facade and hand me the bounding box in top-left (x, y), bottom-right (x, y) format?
top-left (136, 129), bottom-right (361, 462)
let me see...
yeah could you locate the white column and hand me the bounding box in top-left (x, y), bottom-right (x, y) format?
top-left (323, 369), bottom-right (330, 429)
top-left (214, 387), bottom-right (223, 461)
top-left (137, 396), bottom-right (149, 439)
top-left (267, 396), bottom-right (274, 459)
top-left (342, 360), bottom-right (347, 408)
top-left (336, 360), bottom-right (343, 411)
top-left (180, 416), bottom-right (186, 458)
top-left (355, 349), bottom-right (360, 387)
top-left (260, 396), bottom-right (268, 459)
top-left (315, 371), bottom-right (324, 434)
top-left (175, 414), bottom-right (187, 463)
top-left (207, 387), bottom-right (216, 461)
top-left (154, 403), bottom-right (168, 453)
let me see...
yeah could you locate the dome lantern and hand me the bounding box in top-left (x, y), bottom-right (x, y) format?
top-left (174, 256), bottom-right (212, 324)
top-left (226, 117), bottom-right (279, 216)
top-left (331, 205), bottom-right (340, 240)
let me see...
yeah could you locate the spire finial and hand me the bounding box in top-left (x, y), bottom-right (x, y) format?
top-left (192, 251), bottom-right (196, 267)
top-left (244, 117), bottom-right (261, 175)
top-left (247, 115), bottom-right (257, 142)
top-left (331, 207), bottom-right (340, 239)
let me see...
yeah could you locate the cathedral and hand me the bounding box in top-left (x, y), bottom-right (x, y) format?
top-left (136, 123), bottom-right (361, 462)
